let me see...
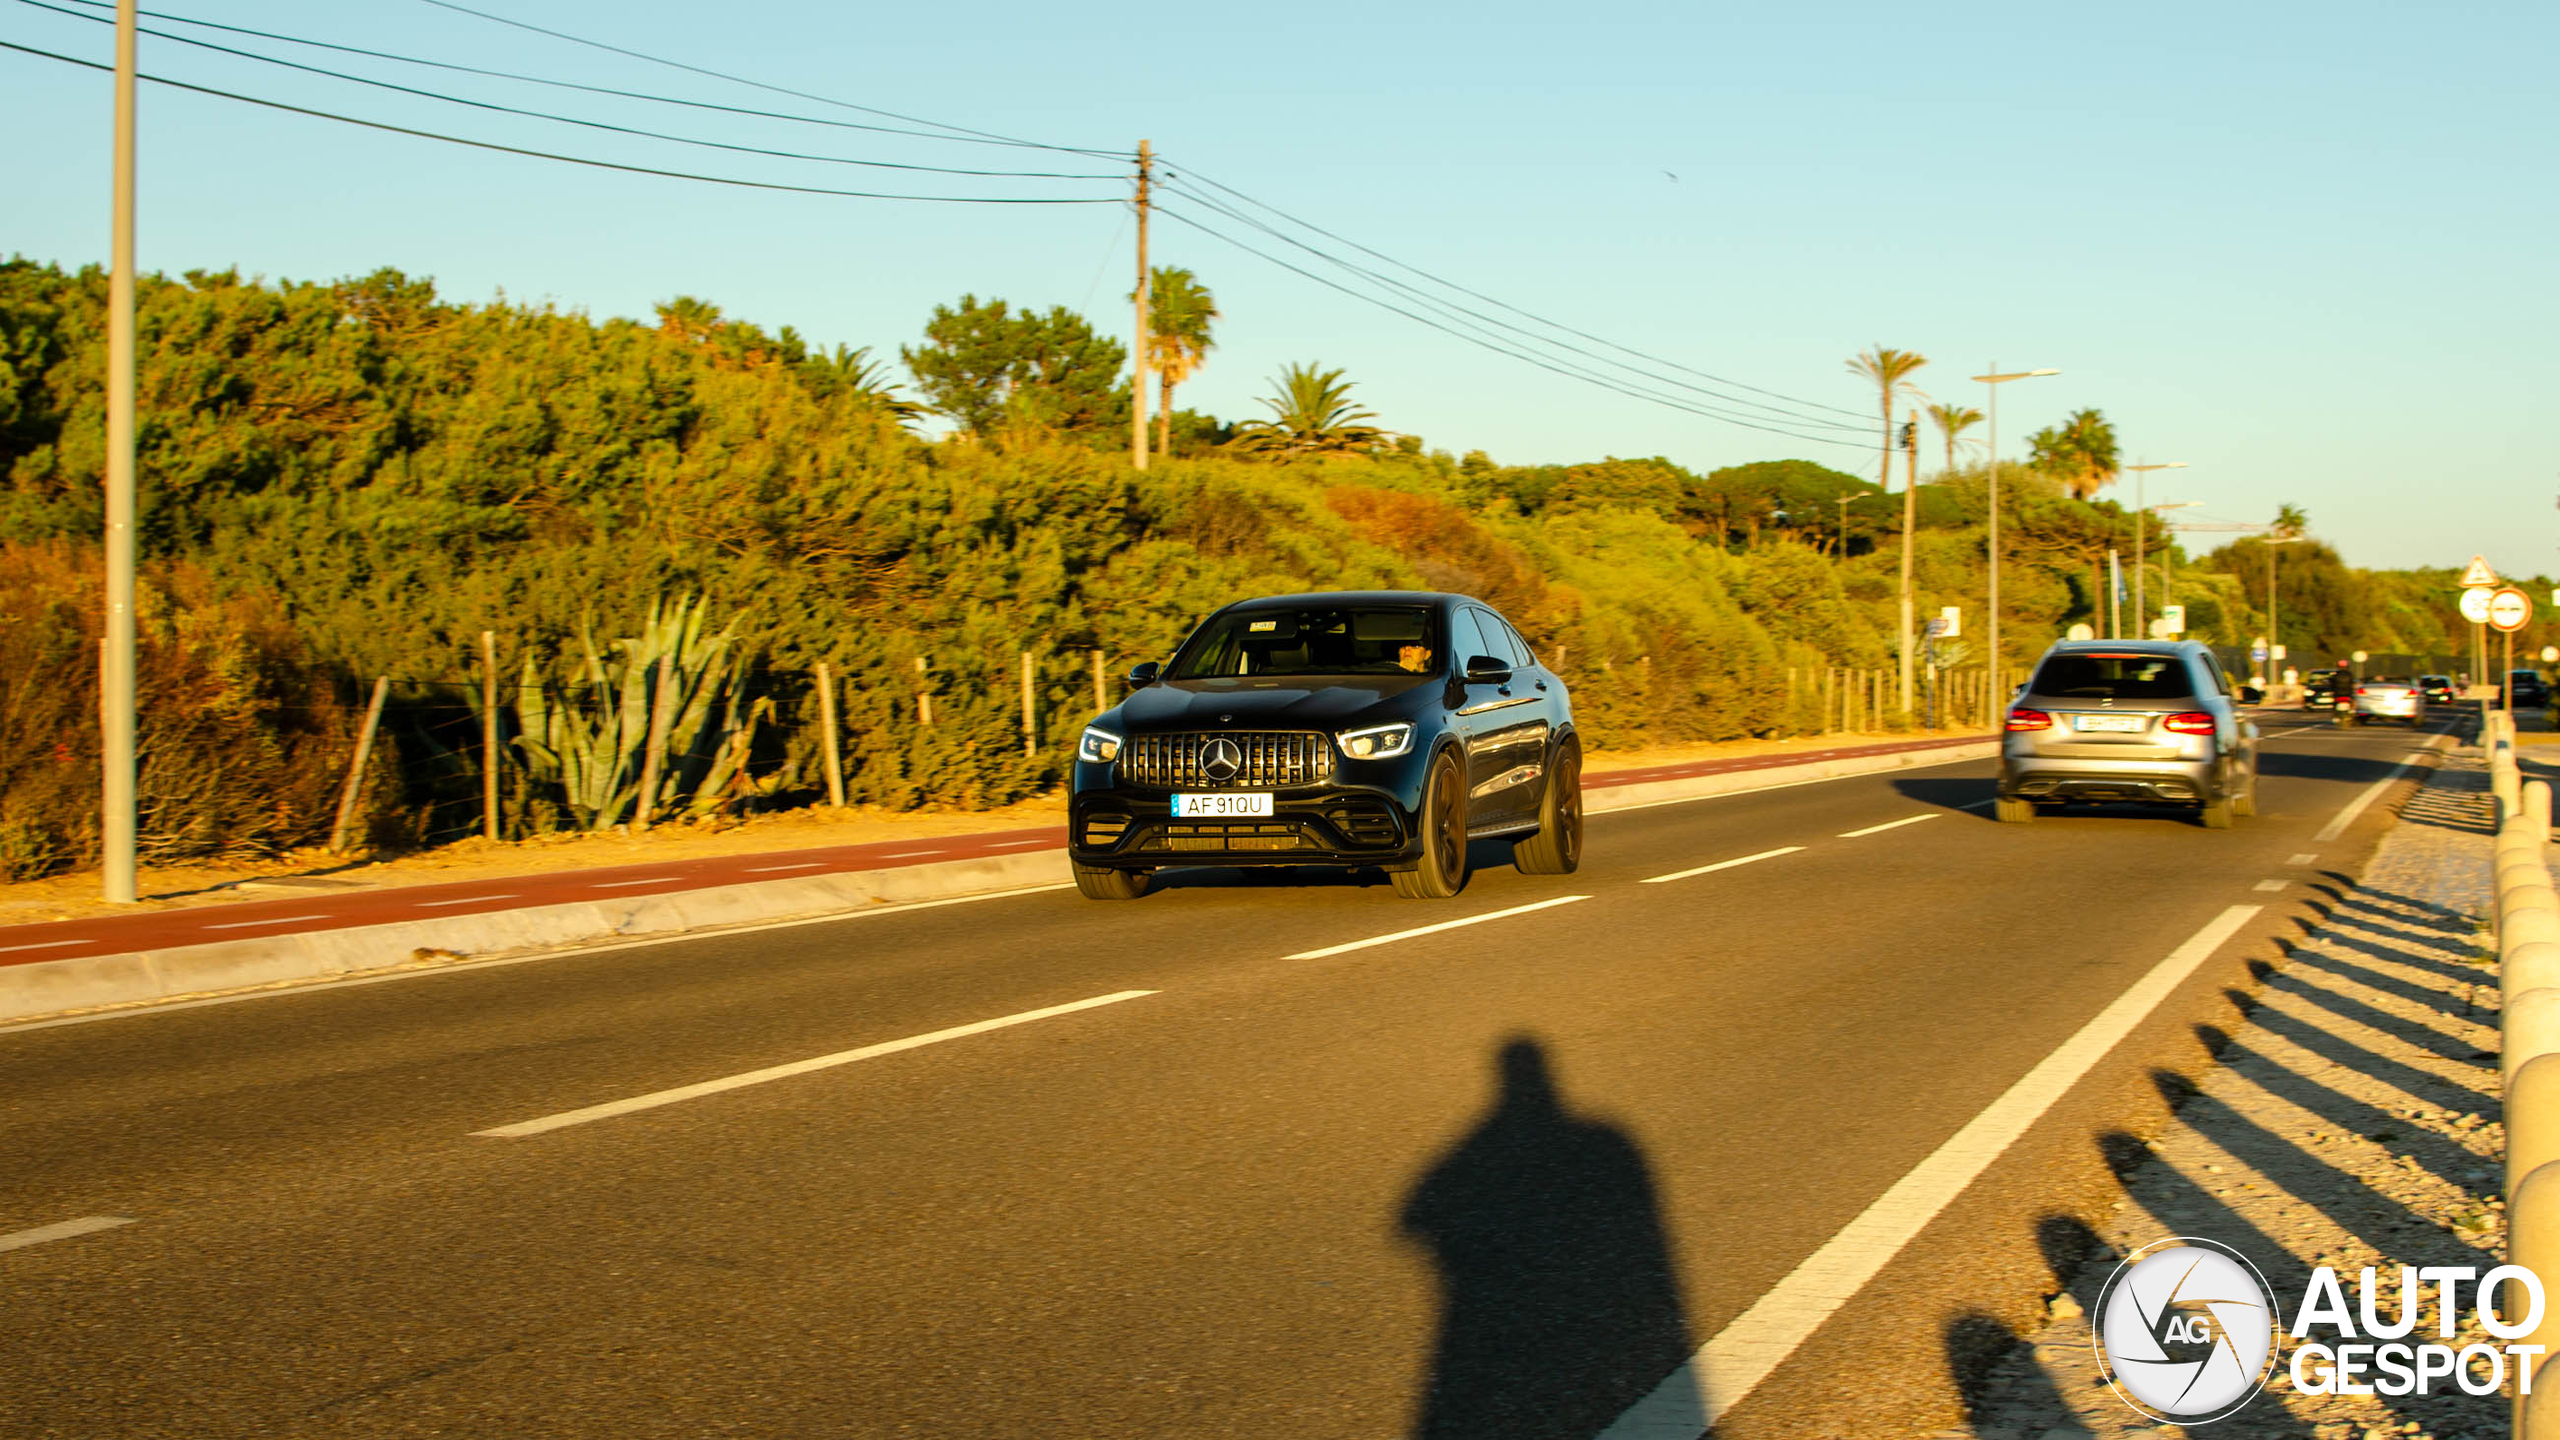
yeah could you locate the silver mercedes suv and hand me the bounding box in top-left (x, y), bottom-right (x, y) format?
top-left (1996, 640), bottom-right (2261, 828)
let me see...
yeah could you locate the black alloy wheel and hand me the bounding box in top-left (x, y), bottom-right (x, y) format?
top-left (1392, 752), bottom-right (1470, 899)
top-left (1513, 739), bottom-right (1582, 875)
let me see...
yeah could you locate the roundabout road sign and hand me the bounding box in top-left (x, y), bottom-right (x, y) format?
top-left (2461, 587), bottom-right (2495, 624)
top-left (2490, 586), bottom-right (2533, 633)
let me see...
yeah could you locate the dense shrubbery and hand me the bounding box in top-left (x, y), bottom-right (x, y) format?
top-left (0, 256), bottom-right (2536, 872)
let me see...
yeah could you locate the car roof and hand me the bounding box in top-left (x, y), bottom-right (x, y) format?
top-left (2037, 639), bottom-right (2200, 657)
top-left (1225, 590), bottom-right (1478, 612)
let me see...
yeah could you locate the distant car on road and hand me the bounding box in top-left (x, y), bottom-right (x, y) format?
top-left (2301, 669), bottom-right (2348, 711)
top-left (1068, 591), bottom-right (1579, 900)
top-left (1997, 640), bottom-right (2262, 828)
top-left (2350, 676), bottom-right (2423, 726)
top-left (2420, 675), bottom-right (2457, 706)
top-left (2516, 670), bottom-right (2553, 709)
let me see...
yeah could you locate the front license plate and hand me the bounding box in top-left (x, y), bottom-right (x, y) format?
top-left (1173, 792), bottom-right (1273, 818)
top-left (2073, 714), bottom-right (2147, 733)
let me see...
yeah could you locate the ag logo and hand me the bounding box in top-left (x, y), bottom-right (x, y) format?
top-left (1199, 737), bottom-right (1242, 782)
top-left (2092, 1237), bottom-right (2278, 1423)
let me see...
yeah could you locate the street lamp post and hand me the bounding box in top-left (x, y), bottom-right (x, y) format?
top-left (2123, 460), bottom-right (2188, 637)
top-left (2145, 501), bottom-right (2202, 633)
top-left (1971, 364), bottom-right (2059, 692)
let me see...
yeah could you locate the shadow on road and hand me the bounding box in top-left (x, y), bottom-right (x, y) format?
top-left (1399, 1037), bottom-right (1703, 1439)
top-left (1889, 775), bottom-right (1992, 815)
top-left (1143, 839), bottom-right (1527, 896)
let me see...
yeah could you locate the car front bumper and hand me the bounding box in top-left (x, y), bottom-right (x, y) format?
top-left (1068, 754), bottom-right (1432, 870)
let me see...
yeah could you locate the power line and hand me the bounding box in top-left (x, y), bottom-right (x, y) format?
top-left (407, 0), bottom-right (1119, 159)
top-left (0, 40), bottom-right (1121, 204)
top-left (42, 0), bottom-right (1120, 157)
top-left (16, 0), bottom-right (1119, 181)
top-left (1158, 176), bottom-right (1870, 437)
top-left (1163, 162), bottom-right (1877, 427)
top-left (1154, 203), bottom-right (1865, 450)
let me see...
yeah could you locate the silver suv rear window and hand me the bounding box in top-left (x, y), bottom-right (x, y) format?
top-left (2029, 654), bottom-right (2195, 700)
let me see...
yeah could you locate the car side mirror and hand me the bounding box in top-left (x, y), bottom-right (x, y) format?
top-left (1126, 661), bottom-right (1160, 687)
top-left (2238, 685), bottom-right (2264, 705)
top-left (1464, 654), bottom-right (1512, 683)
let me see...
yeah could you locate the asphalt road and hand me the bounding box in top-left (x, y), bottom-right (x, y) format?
top-left (0, 715), bottom-right (2451, 1438)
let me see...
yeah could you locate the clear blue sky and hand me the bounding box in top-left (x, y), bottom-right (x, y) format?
top-left (5, 0), bottom-right (2553, 581)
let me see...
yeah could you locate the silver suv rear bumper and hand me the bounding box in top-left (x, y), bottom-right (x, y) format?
top-left (1999, 753), bottom-right (2216, 805)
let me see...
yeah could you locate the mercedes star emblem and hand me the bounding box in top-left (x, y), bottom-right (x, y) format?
top-left (1201, 737), bottom-right (1243, 781)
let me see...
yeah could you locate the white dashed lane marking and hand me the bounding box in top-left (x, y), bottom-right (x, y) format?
top-left (1640, 847), bottom-right (1803, 886)
top-left (1282, 896), bottom-right (1591, 961)
top-left (0, 1216), bottom-right (134, 1254)
top-left (414, 894), bottom-right (518, 908)
top-left (589, 877), bottom-right (686, 889)
top-left (0, 939), bottom-right (86, 954)
top-left (199, 914), bottom-right (329, 931)
top-left (881, 850), bottom-right (942, 859)
top-left (743, 863), bottom-right (826, 874)
top-left (2254, 879), bottom-right (2289, 892)
top-left (2289, 853), bottom-right (2319, 866)
top-left (1837, 814), bottom-right (1939, 838)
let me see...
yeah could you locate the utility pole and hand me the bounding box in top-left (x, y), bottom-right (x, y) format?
top-left (1130, 140), bottom-right (1152, 471)
top-left (101, 0), bottom-right (139, 903)
top-left (1898, 410), bottom-right (1918, 713)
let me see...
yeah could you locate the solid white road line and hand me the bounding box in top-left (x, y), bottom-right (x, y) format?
top-left (0, 939), bottom-right (87, 954)
top-left (742, 862), bottom-right (825, 874)
top-left (2289, 854), bottom-right (2319, 866)
top-left (476, 989), bottom-right (1157, 1138)
top-left (1837, 814), bottom-right (1939, 838)
top-left (1281, 896), bottom-right (1591, 961)
top-left (414, 894), bottom-right (519, 908)
top-left (199, 914), bottom-right (329, 931)
top-left (0, 1215), bottom-right (134, 1254)
top-left (2254, 879), bottom-right (2289, 892)
top-left (1639, 847), bottom-right (1803, 886)
top-left (590, 877), bottom-right (686, 889)
top-left (1598, 903), bottom-right (2263, 1438)
top-left (2314, 755), bottom-right (2428, 843)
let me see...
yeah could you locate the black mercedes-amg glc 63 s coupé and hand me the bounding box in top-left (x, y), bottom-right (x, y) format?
top-left (1068, 591), bottom-right (1581, 900)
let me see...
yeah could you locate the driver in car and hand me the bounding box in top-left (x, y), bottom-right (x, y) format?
top-left (1398, 642), bottom-right (1433, 674)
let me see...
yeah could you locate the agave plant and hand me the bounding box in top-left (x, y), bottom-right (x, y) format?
top-left (511, 595), bottom-right (771, 830)
top-left (1231, 362), bottom-right (1385, 456)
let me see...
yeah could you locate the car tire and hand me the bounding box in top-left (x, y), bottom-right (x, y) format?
top-left (1513, 739), bottom-right (1582, 875)
top-left (2199, 796), bottom-right (2235, 829)
top-left (1392, 752), bottom-right (1470, 899)
top-left (1994, 796), bottom-right (2036, 824)
top-left (1072, 862), bottom-right (1147, 900)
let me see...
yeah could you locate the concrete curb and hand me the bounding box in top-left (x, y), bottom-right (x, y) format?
top-left (0, 737), bottom-right (1998, 1025)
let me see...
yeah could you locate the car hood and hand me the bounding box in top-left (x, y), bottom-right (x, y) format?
top-left (1115, 675), bottom-right (1437, 731)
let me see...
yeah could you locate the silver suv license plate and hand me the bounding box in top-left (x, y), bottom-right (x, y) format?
top-left (2073, 714), bottom-right (2146, 732)
top-left (1174, 793), bottom-right (1273, 818)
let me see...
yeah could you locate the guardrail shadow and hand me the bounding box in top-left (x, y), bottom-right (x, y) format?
top-left (1398, 1036), bottom-right (1702, 1438)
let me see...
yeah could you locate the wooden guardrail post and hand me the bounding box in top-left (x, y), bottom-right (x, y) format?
top-left (816, 661), bottom-right (846, 809)
top-left (1021, 650), bottom-right (1036, 757)
top-left (1091, 648), bottom-right (1106, 713)
top-left (915, 655), bottom-right (933, 728)
top-left (326, 676), bottom-right (389, 853)
top-left (479, 631), bottom-right (500, 842)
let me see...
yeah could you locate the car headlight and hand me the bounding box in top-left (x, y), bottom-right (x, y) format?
top-left (1078, 726), bottom-right (1122, 763)
top-left (1335, 722), bottom-right (1414, 760)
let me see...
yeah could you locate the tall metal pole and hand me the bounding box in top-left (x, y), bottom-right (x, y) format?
top-left (1985, 361), bottom-right (2000, 689)
top-left (1897, 409), bottom-right (1918, 713)
top-left (101, 0), bottom-right (139, 903)
top-left (1129, 139), bottom-right (1152, 471)
top-left (2133, 463), bottom-right (2145, 636)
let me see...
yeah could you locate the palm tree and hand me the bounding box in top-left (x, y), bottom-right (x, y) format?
top-left (1132, 267), bottom-right (1217, 455)
top-left (2026, 407), bottom-right (2122, 500)
top-left (808, 344), bottom-right (924, 425)
top-left (2272, 503), bottom-right (2308, 539)
top-left (653, 295), bottom-right (724, 343)
top-left (1926, 401), bottom-right (1983, 476)
top-left (1846, 346), bottom-right (1927, 489)
top-left (1232, 362), bottom-right (1384, 456)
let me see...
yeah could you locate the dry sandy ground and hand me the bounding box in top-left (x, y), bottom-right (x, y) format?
top-left (0, 727), bottom-right (1980, 927)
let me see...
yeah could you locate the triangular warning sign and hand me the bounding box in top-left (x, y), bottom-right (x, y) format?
top-left (2460, 555), bottom-right (2500, 587)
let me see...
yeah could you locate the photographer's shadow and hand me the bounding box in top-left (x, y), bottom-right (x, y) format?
top-left (1400, 1037), bottom-right (1705, 1439)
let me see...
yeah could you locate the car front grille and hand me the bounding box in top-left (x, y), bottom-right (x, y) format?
top-left (1120, 731), bottom-right (1333, 789)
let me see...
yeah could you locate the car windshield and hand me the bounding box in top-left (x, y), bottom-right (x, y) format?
top-left (2029, 653), bottom-right (2195, 700)
top-left (2368, 676), bottom-right (2413, 686)
top-left (1167, 606), bottom-right (1440, 679)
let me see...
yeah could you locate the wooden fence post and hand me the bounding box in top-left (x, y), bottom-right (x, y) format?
top-left (816, 661), bottom-right (846, 809)
top-left (915, 655), bottom-right (933, 728)
top-left (327, 675), bottom-right (389, 853)
top-left (479, 631), bottom-right (500, 842)
top-left (1021, 650), bottom-right (1037, 757)
top-left (1091, 648), bottom-right (1106, 713)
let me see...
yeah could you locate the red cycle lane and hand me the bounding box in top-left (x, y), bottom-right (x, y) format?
top-left (0, 732), bottom-right (1996, 966)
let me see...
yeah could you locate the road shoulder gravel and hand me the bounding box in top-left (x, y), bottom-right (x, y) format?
top-left (1938, 747), bottom-right (2512, 1440)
